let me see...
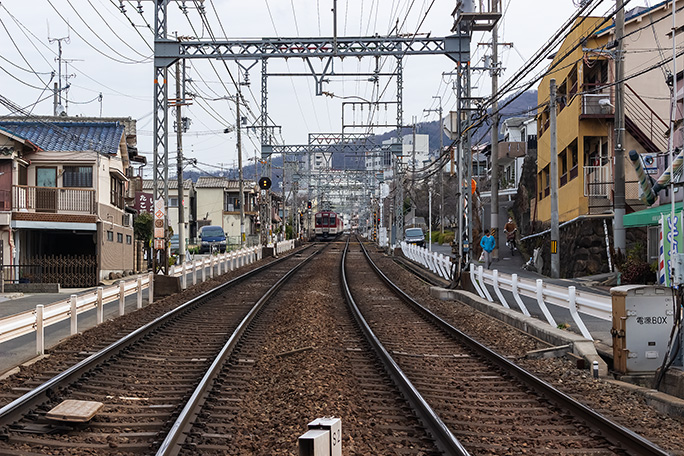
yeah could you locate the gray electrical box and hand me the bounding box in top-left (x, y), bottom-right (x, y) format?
top-left (611, 285), bottom-right (675, 374)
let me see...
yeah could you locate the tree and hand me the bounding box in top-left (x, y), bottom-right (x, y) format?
top-left (134, 212), bottom-right (153, 245)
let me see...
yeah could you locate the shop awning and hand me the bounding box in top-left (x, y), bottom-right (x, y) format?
top-left (623, 202), bottom-right (684, 227)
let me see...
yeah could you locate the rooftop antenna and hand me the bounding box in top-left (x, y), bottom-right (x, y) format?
top-left (47, 20), bottom-right (70, 116)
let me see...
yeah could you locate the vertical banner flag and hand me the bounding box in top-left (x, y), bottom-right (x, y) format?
top-left (660, 211), bottom-right (683, 286)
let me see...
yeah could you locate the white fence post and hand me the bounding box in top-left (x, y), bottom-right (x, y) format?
top-left (469, 263), bottom-right (485, 298)
top-left (511, 274), bottom-right (530, 317)
top-left (568, 286), bottom-right (593, 339)
top-left (70, 294), bottom-right (78, 335)
top-left (97, 287), bottom-right (104, 324)
top-left (202, 258), bottom-right (207, 282)
top-left (478, 266), bottom-right (493, 302)
top-left (137, 277), bottom-right (143, 309)
top-left (535, 279), bottom-right (557, 327)
top-left (181, 262), bottom-right (187, 289)
top-left (492, 270), bottom-right (510, 309)
top-left (192, 261), bottom-right (197, 286)
top-left (119, 281), bottom-right (126, 316)
top-left (36, 304), bottom-right (44, 355)
top-left (148, 272), bottom-right (154, 304)
top-left (209, 255), bottom-right (215, 279)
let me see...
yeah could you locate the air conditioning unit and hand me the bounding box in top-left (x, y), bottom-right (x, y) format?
top-left (123, 213), bottom-right (132, 227)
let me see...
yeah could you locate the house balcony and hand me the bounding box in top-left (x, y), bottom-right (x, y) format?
top-left (12, 185), bottom-right (96, 215)
top-left (497, 141), bottom-right (526, 165)
top-left (580, 93), bottom-right (614, 119)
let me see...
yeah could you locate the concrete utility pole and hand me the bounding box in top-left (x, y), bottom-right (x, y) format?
top-left (490, 0), bottom-right (501, 260)
top-left (236, 91), bottom-right (245, 247)
top-left (424, 96), bottom-right (444, 234)
top-left (175, 60), bottom-right (186, 264)
top-left (550, 78), bottom-right (560, 278)
top-left (613, 0), bottom-right (626, 254)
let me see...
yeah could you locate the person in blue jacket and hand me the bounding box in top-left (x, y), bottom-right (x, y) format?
top-left (480, 229), bottom-right (495, 269)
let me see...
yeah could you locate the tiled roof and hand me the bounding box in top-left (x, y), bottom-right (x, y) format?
top-left (142, 179), bottom-right (193, 190)
top-left (0, 121), bottom-right (124, 155)
top-left (196, 176), bottom-right (256, 189)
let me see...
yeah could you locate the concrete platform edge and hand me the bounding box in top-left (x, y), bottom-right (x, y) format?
top-left (605, 379), bottom-right (684, 418)
top-left (430, 287), bottom-right (608, 376)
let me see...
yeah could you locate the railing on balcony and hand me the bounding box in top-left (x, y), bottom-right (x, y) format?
top-left (582, 93), bottom-right (614, 117)
top-left (13, 185), bottom-right (96, 214)
top-left (584, 165), bottom-right (612, 197)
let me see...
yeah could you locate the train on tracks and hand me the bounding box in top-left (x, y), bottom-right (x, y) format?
top-left (314, 210), bottom-right (343, 240)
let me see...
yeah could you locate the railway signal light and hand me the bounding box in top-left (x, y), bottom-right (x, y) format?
top-left (259, 176), bottom-right (272, 190)
top-left (307, 201), bottom-right (312, 209)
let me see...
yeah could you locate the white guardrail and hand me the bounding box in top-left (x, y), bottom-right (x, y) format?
top-left (400, 242), bottom-right (453, 281)
top-left (0, 242), bottom-right (297, 357)
top-left (469, 264), bottom-right (612, 340)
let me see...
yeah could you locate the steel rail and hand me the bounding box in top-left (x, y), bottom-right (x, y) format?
top-left (155, 245), bottom-right (324, 456)
top-left (0, 245), bottom-right (312, 429)
top-left (341, 238), bottom-right (470, 456)
top-left (358, 241), bottom-right (670, 456)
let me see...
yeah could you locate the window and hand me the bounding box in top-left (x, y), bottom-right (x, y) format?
top-left (63, 166), bottom-right (92, 187)
top-left (570, 140), bottom-right (579, 180)
top-left (224, 194), bottom-right (240, 211)
top-left (560, 151), bottom-right (568, 187)
top-left (110, 177), bottom-right (124, 209)
top-left (117, 233), bottom-right (123, 243)
top-left (126, 234), bottom-right (132, 245)
top-left (107, 231), bottom-right (114, 242)
top-left (18, 165), bottom-right (27, 186)
top-left (169, 197), bottom-right (178, 208)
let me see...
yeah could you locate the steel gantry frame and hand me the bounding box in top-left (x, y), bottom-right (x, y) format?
top-left (153, 0), bottom-right (464, 271)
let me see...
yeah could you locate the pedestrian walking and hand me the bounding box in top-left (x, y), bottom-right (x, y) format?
top-left (480, 229), bottom-right (495, 269)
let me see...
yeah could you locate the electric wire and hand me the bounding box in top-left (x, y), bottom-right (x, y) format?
top-left (47, 0), bottom-right (151, 65)
top-left (88, 0), bottom-right (153, 55)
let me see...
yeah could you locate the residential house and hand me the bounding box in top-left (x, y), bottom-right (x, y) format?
top-left (140, 179), bottom-right (197, 243)
top-left (0, 116), bottom-right (139, 286)
top-left (499, 116), bottom-right (537, 192)
top-left (194, 177), bottom-right (259, 245)
top-left (533, 4), bottom-right (683, 275)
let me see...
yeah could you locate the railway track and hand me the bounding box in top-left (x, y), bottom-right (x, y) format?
top-left (0, 246), bottom-right (318, 455)
top-left (158, 238), bottom-right (442, 455)
top-left (343, 238), bottom-right (668, 455)
top-left (0, 237), bottom-right (673, 455)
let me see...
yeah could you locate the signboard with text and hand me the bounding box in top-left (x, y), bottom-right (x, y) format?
top-left (659, 211), bottom-right (683, 286)
top-left (154, 198), bottom-right (166, 250)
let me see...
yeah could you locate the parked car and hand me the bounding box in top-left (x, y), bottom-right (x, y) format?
top-left (170, 234), bottom-right (180, 254)
top-left (199, 225), bottom-right (227, 253)
top-left (405, 227), bottom-right (425, 247)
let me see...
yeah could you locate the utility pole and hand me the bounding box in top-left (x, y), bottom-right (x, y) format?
top-left (423, 96), bottom-right (444, 234)
top-left (490, 0), bottom-right (500, 259)
top-left (613, 0), bottom-right (626, 254)
top-left (175, 60), bottom-right (186, 264)
top-left (550, 78), bottom-right (560, 278)
top-left (236, 91), bottom-right (245, 247)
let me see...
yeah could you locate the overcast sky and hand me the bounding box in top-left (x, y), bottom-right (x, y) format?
top-left (0, 0), bottom-right (653, 176)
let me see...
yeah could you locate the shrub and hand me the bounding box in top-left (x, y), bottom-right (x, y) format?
top-left (618, 243), bottom-right (656, 284)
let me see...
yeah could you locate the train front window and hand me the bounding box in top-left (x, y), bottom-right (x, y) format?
top-left (322, 215), bottom-right (329, 226)
top-left (329, 214), bottom-right (336, 225)
top-left (315, 215), bottom-right (322, 226)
